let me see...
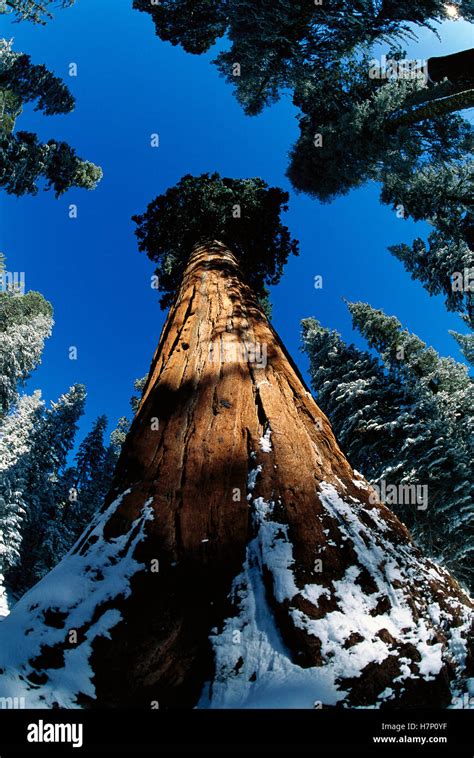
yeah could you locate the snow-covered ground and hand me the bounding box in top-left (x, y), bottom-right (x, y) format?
top-left (0, 491), bottom-right (153, 708)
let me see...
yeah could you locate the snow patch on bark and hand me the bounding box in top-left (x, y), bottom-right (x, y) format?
top-left (200, 476), bottom-right (472, 708)
top-left (198, 528), bottom-right (347, 708)
top-left (259, 427), bottom-right (272, 453)
top-left (0, 491), bottom-right (153, 708)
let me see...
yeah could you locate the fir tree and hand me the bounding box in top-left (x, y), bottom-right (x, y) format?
top-left (7, 384), bottom-right (86, 593)
top-left (0, 130), bottom-right (103, 197)
top-left (109, 416), bottom-right (130, 451)
top-left (0, 391), bottom-right (44, 613)
top-left (287, 48), bottom-right (473, 201)
top-left (1, 0), bottom-right (75, 25)
top-left (0, 40), bottom-right (102, 197)
top-left (287, 48), bottom-right (473, 325)
top-left (0, 290), bottom-right (53, 418)
top-left (302, 307), bottom-right (474, 589)
top-left (130, 375), bottom-right (147, 414)
top-left (0, 50), bottom-right (75, 116)
top-left (133, 1), bottom-right (474, 115)
top-left (59, 415), bottom-right (110, 543)
top-left (382, 160), bottom-right (473, 327)
top-left (450, 329), bottom-right (474, 365)
top-left (48, 413), bottom-right (129, 569)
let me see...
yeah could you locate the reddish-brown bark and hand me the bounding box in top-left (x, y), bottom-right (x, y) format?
top-left (1, 241), bottom-right (471, 709)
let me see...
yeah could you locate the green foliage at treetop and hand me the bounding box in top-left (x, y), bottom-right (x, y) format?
top-left (288, 48), bottom-right (473, 201)
top-left (132, 0), bottom-right (473, 115)
top-left (132, 173), bottom-right (299, 308)
top-left (0, 51), bottom-right (75, 117)
top-left (0, 39), bottom-right (102, 197)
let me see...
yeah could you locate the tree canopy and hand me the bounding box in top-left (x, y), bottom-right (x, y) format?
top-left (133, 0), bottom-right (473, 115)
top-left (0, 51), bottom-right (75, 116)
top-left (1, 0), bottom-right (75, 25)
top-left (287, 48), bottom-right (473, 200)
top-left (0, 130), bottom-right (103, 197)
top-left (287, 46), bottom-right (473, 326)
top-left (0, 40), bottom-right (102, 196)
top-left (383, 159), bottom-right (473, 327)
top-left (132, 173), bottom-right (298, 308)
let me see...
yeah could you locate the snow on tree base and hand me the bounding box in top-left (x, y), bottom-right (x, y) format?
top-left (0, 491), bottom-right (154, 708)
top-left (200, 471), bottom-right (473, 709)
top-left (0, 474), bottom-right (471, 709)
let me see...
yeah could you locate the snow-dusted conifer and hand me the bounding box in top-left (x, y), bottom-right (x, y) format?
top-left (0, 391), bottom-right (44, 614)
top-left (302, 306), bottom-right (473, 589)
top-left (7, 384), bottom-right (86, 593)
top-left (0, 290), bottom-right (53, 418)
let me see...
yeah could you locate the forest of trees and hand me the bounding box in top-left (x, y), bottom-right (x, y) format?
top-left (0, 273), bottom-right (140, 615)
top-left (0, 0), bottom-right (472, 717)
top-left (302, 304), bottom-right (473, 589)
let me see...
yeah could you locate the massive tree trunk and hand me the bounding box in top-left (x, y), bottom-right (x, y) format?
top-left (0, 241), bottom-right (472, 709)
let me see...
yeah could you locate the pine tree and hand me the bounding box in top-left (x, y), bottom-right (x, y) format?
top-left (0, 130), bottom-right (103, 198)
top-left (0, 50), bottom-right (75, 116)
top-left (382, 160), bottom-right (473, 327)
top-left (302, 304), bottom-right (473, 589)
top-left (60, 415), bottom-right (110, 544)
top-left (302, 311), bottom-right (473, 589)
top-left (2, 0), bottom-right (75, 25)
top-left (7, 384), bottom-right (86, 594)
top-left (109, 415), bottom-right (130, 452)
top-left (287, 48), bottom-right (473, 325)
top-left (450, 329), bottom-right (474, 365)
top-left (0, 290), bottom-right (53, 418)
top-left (0, 40), bottom-right (102, 197)
top-left (287, 48), bottom-right (473, 200)
top-left (130, 375), bottom-right (147, 414)
top-left (300, 317), bottom-right (407, 478)
top-left (0, 391), bottom-right (44, 614)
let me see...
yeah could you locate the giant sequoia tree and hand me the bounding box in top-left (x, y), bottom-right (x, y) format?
top-left (0, 175), bottom-right (472, 709)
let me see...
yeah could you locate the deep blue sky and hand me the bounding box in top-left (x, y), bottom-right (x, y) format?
top-left (1, 1), bottom-right (473, 447)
